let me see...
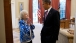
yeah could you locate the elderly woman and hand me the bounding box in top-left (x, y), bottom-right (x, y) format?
top-left (19, 10), bottom-right (35, 43)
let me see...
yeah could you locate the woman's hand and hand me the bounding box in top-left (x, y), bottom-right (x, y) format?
top-left (27, 18), bottom-right (32, 26)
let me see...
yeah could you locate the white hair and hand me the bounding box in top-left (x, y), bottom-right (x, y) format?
top-left (20, 10), bottom-right (28, 19)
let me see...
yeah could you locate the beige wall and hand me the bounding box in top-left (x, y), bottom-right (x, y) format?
top-left (11, 0), bottom-right (15, 3)
top-left (71, 0), bottom-right (76, 19)
top-left (0, 0), bottom-right (6, 43)
top-left (71, 0), bottom-right (76, 43)
top-left (15, 0), bottom-right (29, 18)
top-left (0, 0), bottom-right (29, 43)
top-left (75, 15), bottom-right (76, 43)
top-left (11, 0), bottom-right (29, 28)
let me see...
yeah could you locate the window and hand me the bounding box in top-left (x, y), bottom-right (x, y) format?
top-left (33, 0), bottom-right (38, 23)
top-left (60, 0), bottom-right (66, 19)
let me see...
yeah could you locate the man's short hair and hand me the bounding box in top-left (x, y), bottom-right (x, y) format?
top-left (42, 0), bottom-right (51, 5)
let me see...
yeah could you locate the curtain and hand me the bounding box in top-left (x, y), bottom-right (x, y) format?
top-left (51, 0), bottom-right (59, 10)
top-left (29, 0), bottom-right (60, 23)
top-left (65, 0), bottom-right (71, 19)
top-left (39, 0), bottom-right (60, 23)
top-left (29, 0), bottom-right (33, 23)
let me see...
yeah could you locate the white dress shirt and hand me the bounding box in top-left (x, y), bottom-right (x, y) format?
top-left (47, 6), bottom-right (52, 15)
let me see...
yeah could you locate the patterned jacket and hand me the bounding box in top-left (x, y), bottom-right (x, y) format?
top-left (19, 19), bottom-right (35, 42)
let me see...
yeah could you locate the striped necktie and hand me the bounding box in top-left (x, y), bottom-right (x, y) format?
top-left (45, 10), bottom-right (48, 19)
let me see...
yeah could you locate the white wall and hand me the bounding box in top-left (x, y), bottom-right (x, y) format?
top-left (15, 0), bottom-right (29, 18)
top-left (11, 1), bottom-right (16, 28)
top-left (71, 0), bottom-right (76, 43)
top-left (0, 0), bottom-right (6, 43)
top-left (71, 0), bottom-right (76, 19)
top-left (11, 0), bottom-right (29, 28)
top-left (15, 0), bottom-right (29, 28)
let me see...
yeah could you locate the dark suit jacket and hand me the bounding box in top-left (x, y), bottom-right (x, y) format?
top-left (41, 8), bottom-right (60, 42)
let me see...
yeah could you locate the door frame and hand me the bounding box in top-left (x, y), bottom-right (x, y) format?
top-left (4, 0), bottom-right (33, 43)
top-left (4, 0), bottom-right (13, 43)
top-left (4, 0), bottom-right (41, 42)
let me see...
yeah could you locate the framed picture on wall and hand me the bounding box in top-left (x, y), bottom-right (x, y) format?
top-left (19, 2), bottom-right (24, 13)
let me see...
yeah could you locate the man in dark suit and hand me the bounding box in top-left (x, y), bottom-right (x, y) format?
top-left (41, 0), bottom-right (60, 43)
